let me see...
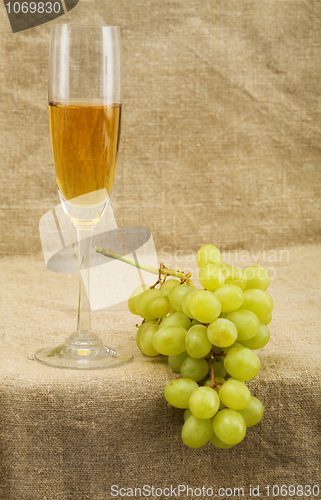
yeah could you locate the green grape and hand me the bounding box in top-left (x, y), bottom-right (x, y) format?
top-left (219, 378), bottom-right (251, 410)
top-left (224, 346), bottom-right (261, 381)
top-left (135, 289), bottom-right (163, 319)
top-left (220, 263), bottom-right (232, 274)
top-left (148, 296), bottom-right (170, 319)
top-left (161, 284), bottom-right (178, 311)
top-left (191, 319), bottom-right (201, 326)
top-left (242, 289), bottom-right (273, 320)
top-left (207, 318), bottom-right (238, 348)
top-left (197, 244), bottom-right (222, 269)
top-left (204, 376), bottom-right (226, 387)
top-left (160, 289), bottom-right (170, 300)
top-left (185, 325), bottom-right (212, 358)
top-left (139, 324), bottom-right (160, 356)
top-left (211, 344), bottom-right (224, 353)
top-left (204, 377), bottom-right (226, 409)
top-left (189, 386), bottom-right (220, 419)
top-left (169, 284), bottom-right (193, 313)
top-left (184, 408), bottom-right (193, 421)
top-left (214, 361), bottom-right (227, 378)
top-left (198, 264), bottom-right (226, 291)
top-left (217, 397), bottom-right (226, 410)
top-left (238, 396), bottom-right (264, 427)
top-left (168, 351), bottom-right (189, 372)
top-left (210, 431), bottom-right (235, 449)
top-left (136, 323), bottom-right (146, 350)
top-left (160, 311), bottom-right (191, 331)
top-left (181, 356), bottom-right (209, 382)
top-left (240, 324), bottom-right (270, 350)
top-left (182, 290), bottom-right (197, 318)
top-left (136, 329), bottom-right (142, 350)
top-left (136, 321), bottom-right (156, 350)
top-left (161, 279), bottom-right (180, 290)
top-left (214, 284), bottom-right (244, 313)
top-left (152, 325), bottom-right (187, 356)
top-left (244, 265), bottom-right (270, 291)
top-left (164, 378), bottom-right (199, 409)
top-left (128, 284), bottom-right (150, 315)
top-left (221, 341), bottom-right (244, 354)
top-left (222, 266), bottom-right (247, 290)
top-left (261, 312), bottom-right (272, 325)
top-left (212, 409), bottom-right (246, 445)
top-left (189, 290), bottom-right (221, 323)
top-left (219, 312), bottom-right (228, 318)
top-left (181, 415), bottom-right (213, 448)
top-left (226, 309), bottom-right (260, 341)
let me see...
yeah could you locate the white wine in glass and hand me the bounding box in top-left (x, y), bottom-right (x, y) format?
top-left (49, 101), bottom-right (121, 205)
top-left (35, 24), bottom-right (132, 369)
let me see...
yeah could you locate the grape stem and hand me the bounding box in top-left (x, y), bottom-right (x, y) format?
top-left (209, 348), bottom-right (225, 388)
top-left (213, 350), bottom-right (225, 357)
top-left (135, 319), bottom-right (146, 328)
top-left (150, 263), bottom-right (167, 289)
top-left (95, 247), bottom-right (196, 287)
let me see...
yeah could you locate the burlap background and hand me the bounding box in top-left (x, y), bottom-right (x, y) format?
top-left (0, 0), bottom-right (321, 499)
top-left (0, 0), bottom-right (321, 254)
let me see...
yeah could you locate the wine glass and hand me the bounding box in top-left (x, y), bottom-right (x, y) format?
top-left (35, 24), bottom-right (133, 369)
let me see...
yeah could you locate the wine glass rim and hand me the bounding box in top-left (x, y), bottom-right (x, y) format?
top-left (51, 23), bottom-right (119, 31)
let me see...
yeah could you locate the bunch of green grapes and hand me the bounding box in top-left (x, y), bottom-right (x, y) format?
top-left (128, 244), bottom-right (273, 449)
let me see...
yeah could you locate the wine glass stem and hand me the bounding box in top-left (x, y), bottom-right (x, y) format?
top-left (76, 226), bottom-right (94, 336)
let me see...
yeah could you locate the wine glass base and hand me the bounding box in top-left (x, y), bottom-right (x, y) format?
top-left (35, 343), bottom-right (133, 370)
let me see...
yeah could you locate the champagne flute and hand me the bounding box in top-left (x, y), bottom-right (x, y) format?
top-left (35, 24), bottom-right (133, 369)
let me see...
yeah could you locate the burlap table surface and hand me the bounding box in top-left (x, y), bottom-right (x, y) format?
top-left (0, 245), bottom-right (320, 499)
top-left (0, 0), bottom-right (321, 255)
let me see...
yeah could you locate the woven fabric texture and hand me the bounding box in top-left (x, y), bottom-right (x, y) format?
top-left (0, 0), bottom-right (320, 254)
top-left (0, 245), bottom-right (320, 499)
top-left (0, 0), bottom-right (320, 498)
